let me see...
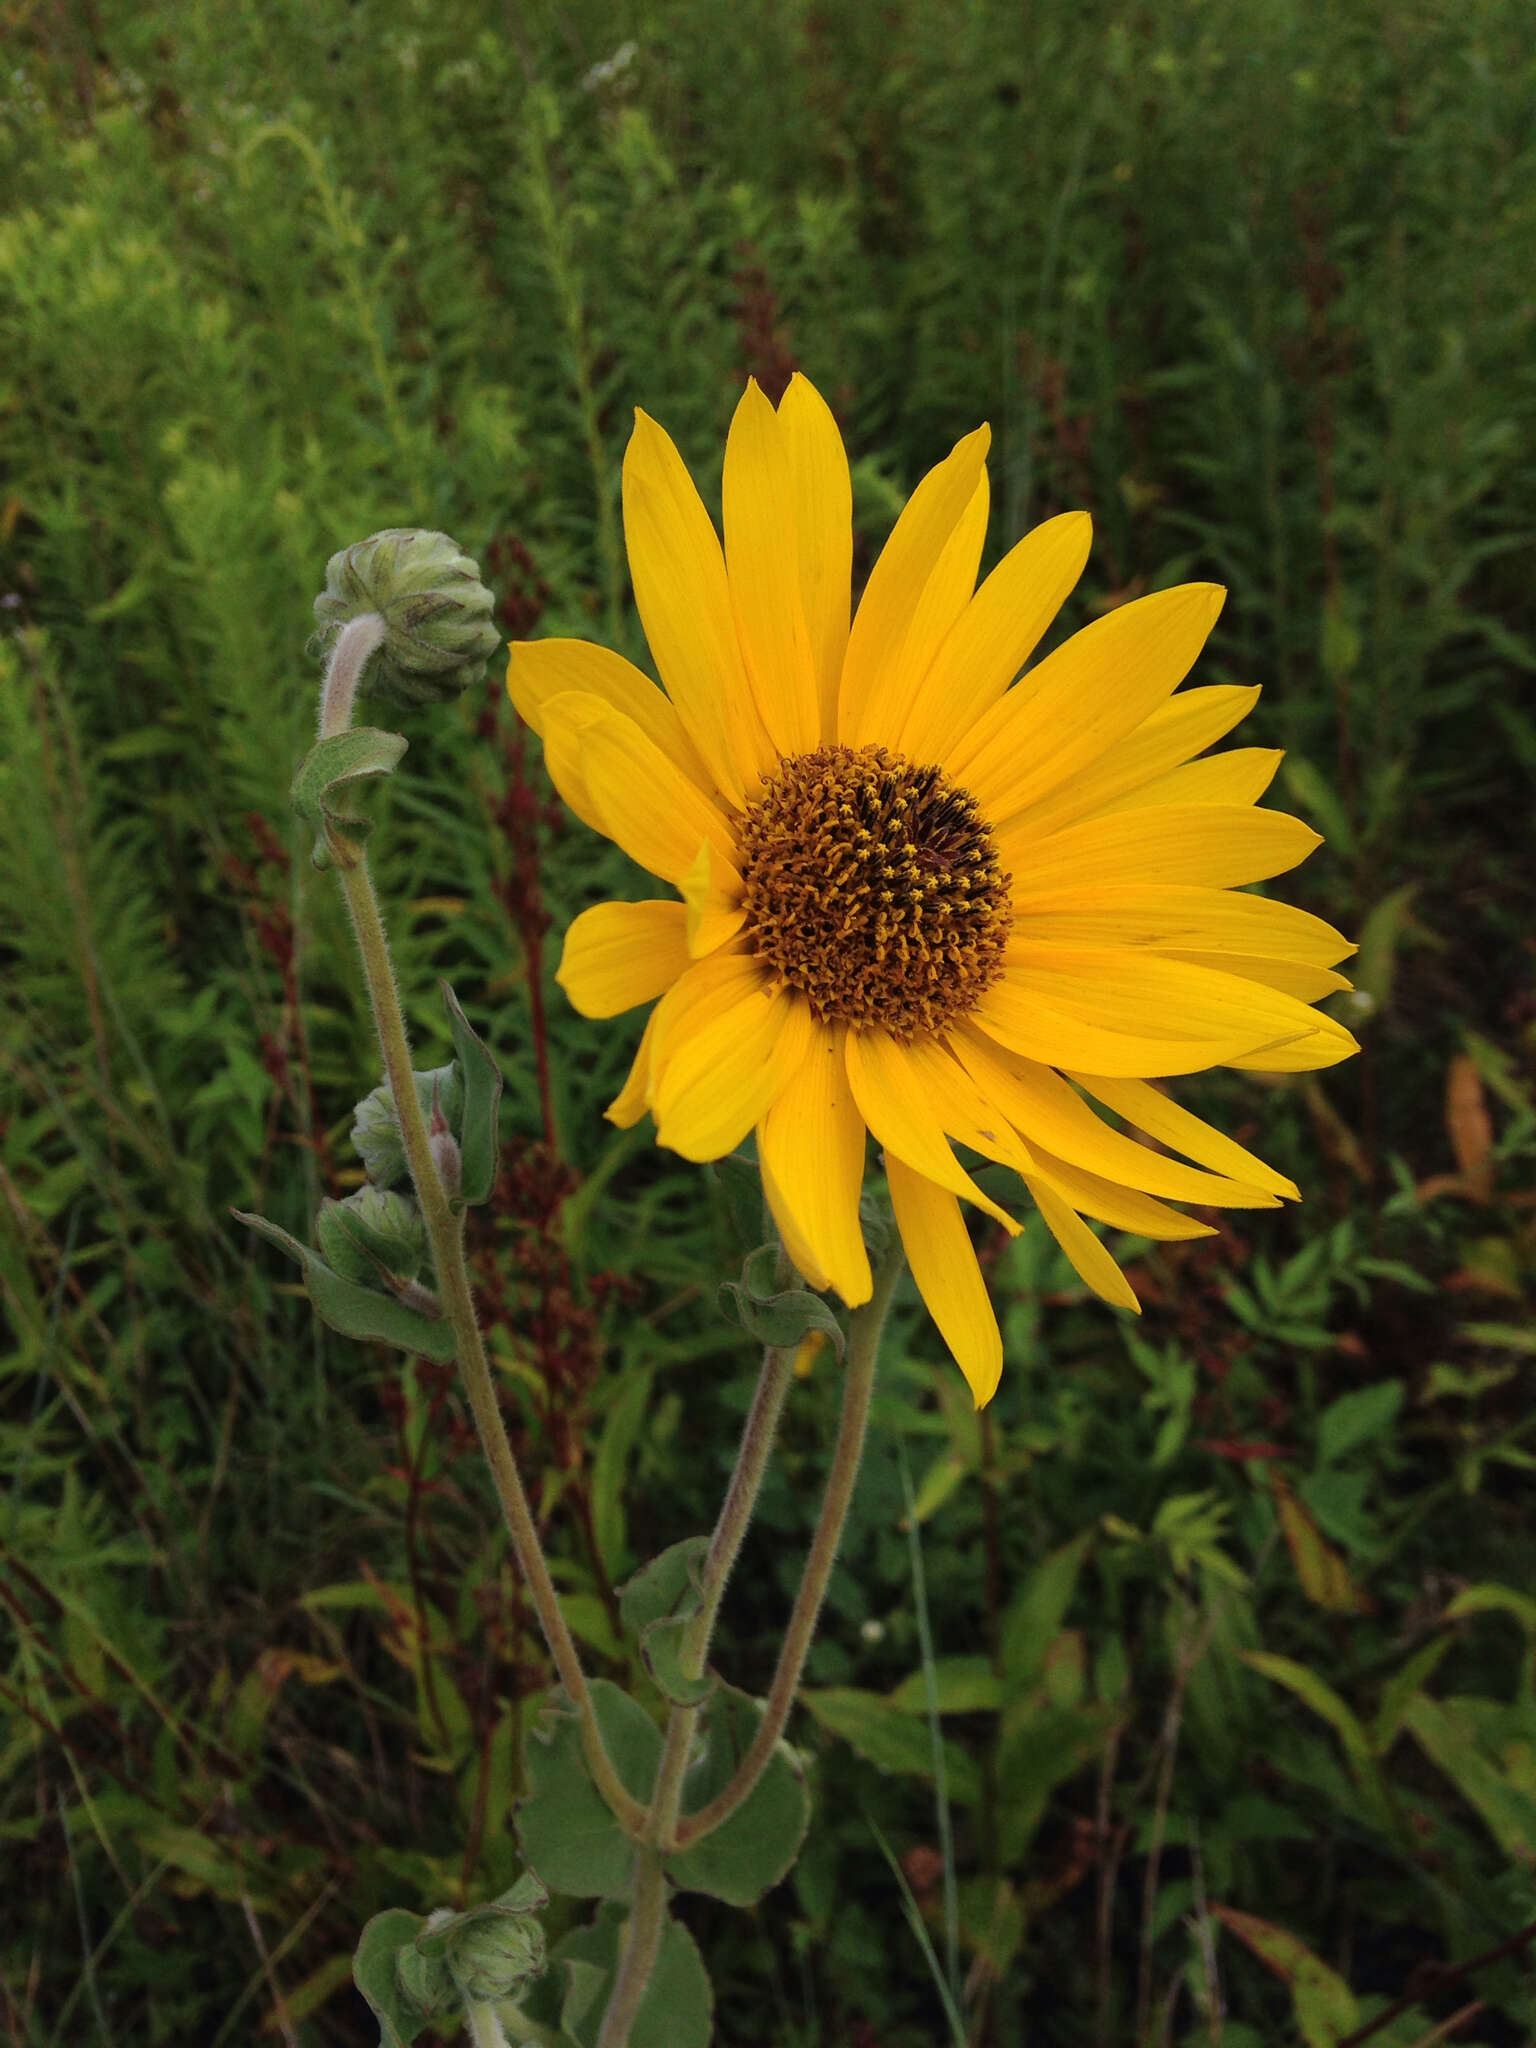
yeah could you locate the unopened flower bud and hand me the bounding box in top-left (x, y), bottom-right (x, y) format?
top-left (314, 529), bottom-right (500, 708)
top-left (316, 1187), bottom-right (427, 1286)
top-left (445, 1903), bottom-right (546, 2004)
top-left (429, 1123), bottom-right (462, 1202)
top-left (394, 1938), bottom-right (455, 2019)
top-left (352, 1064), bottom-right (464, 1187)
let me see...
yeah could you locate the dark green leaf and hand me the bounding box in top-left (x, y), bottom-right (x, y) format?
top-left (440, 981), bottom-right (503, 1207)
top-left (515, 1681), bottom-right (660, 1897)
top-left (717, 1279), bottom-right (845, 1359)
top-left (516, 1902), bottom-right (711, 2048)
top-left (704, 1152), bottom-right (766, 1254)
top-left (666, 1686), bottom-right (810, 1905)
top-left (999, 1528), bottom-right (1094, 1687)
top-left (619, 1538), bottom-right (709, 1639)
top-left (799, 1687), bottom-right (980, 1805)
top-left (233, 1210), bottom-right (458, 1361)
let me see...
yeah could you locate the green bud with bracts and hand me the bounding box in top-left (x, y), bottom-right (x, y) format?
top-left (316, 1187), bottom-right (427, 1288)
top-left (314, 528), bottom-right (501, 708)
top-left (351, 1063), bottom-right (464, 1188)
top-left (443, 1896), bottom-right (546, 2003)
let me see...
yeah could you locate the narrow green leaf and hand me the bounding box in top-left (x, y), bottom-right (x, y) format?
top-left (799, 1688), bottom-right (980, 1805)
top-left (1315, 1380), bottom-right (1402, 1466)
top-left (999, 1528), bottom-right (1094, 1687)
top-left (440, 981), bottom-right (503, 1206)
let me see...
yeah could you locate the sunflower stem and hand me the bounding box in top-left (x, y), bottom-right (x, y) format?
top-left (325, 708), bottom-right (644, 1842)
top-left (594, 1265), bottom-right (799, 2047)
top-left (671, 1239), bottom-right (904, 1852)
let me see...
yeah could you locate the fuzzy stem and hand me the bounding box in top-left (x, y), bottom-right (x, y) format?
top-left (318, 612), bottom-right (387, 740)
top-left (464, 2001), bottom-right (512, 2048)
top-left (593, 1849), bottom-right (667, 2048)
top-left (672, 1243), bottom-right (904, 1850)
top-left (323, 653), bottom-right (643, 1840)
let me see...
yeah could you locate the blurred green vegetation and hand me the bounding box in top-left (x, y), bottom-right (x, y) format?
top-left (2, 0), bottom-right (1535, 2041)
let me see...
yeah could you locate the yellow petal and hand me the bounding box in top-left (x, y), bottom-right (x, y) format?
top-left (541, 694), bottom-right (739, 886)
top-left (1095, 746), bottom-right (1283, 814)
top-left (892, 1034), bottom-right (1035, 1174)
top-left (885, 1156), bottom-right (1004, 1406)
top-left (1227, 1012), bottom-right (1359, 1071)
top-left (1022, 1176), bottom-right (1141, 1312)
top-left (996, 946), bottom-right (1335, 1066)
top-left (1068, 1074), bottom-right (1298, 1199)
top-left (896, 511), bottom-right (1093, 762)
top-left (758, 1142), bottom-right (833, 1293)
top-left (948, 1024), bottom-right (1280, 1208)
top-left (1007, 884), bottom-right (1354, 968)
top-left (946, 584), bottom-right (1226, 825)
top-left (844, 1029), bottom-right (1018, 1232)
top-left (507, 638), bottom-right (715, 798)
top-left (679, 840), bottom-right (746, 958)
top-left (838, 425), bottom-right (991, 745)
top-left (1026, 1146), bottom-right (1215, 1240)
top-left (1160, 951), bottom-right (1352, 1003)
top-left (607, 1006), bottom-right (661, 1128)
top-left (1010, 805), bottom-right (1322, 900)
top-left (847, 466), bottom-right (991, 747)
top-left (557, 900), bottom-right (691, 1018)
top-left (724, 379), bottom-right (821, 756)
top-left (653, 988), bottom-right (816, 1162)
top-left (759, 1025), bottom-right (873, 1307)
top-left (647, 946), bottom-right (767, 1102)
top-left (778, 374), bottom-right (852, 740)
top-left (622, 408), bottom-right (775, 805)
top-left (999, 684), bottom-right (1261, 843)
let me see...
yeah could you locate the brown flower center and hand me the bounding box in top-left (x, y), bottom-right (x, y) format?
top-left (736, 744), bottom-right (1011, 1040)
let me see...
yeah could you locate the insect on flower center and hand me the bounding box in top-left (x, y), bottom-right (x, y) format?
top-left (736, 744), bottom-right (1012, 1039)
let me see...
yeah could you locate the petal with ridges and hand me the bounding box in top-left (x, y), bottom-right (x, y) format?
top-left (507, 638), bottom-right (714, 797)
top-left (999, 684), bottom-right (1261, 843)
top-left (1007, 884), bottom-right (1354, 968)
top-left (1227, 1013), bottom-right (1359, 1071)
top-left (982, 946), bottom-right (1325, 1073)
top-left (946, 585), bottom-right (1226, 824)
top-left (848, 465), bottom-right (991, 746)
top-left (646, 947), bottom-right (766, 1103)
top-left (1010, 806), bottom-right (1322, 900)
top-left (758, 1141), bottom-right (833, 1293)
top-left (1026, 1146), bottom-right (1214, 1240)
top-left (779, 374), bottom-right (852, 740)
top-left (844, 1029), bottom-right (1019, 1232)
top-left (557, 901), bottom-right (691, 1019)
top-left (724, 380), bottom-right (821, 756)
top-left (623, 408), bottom-right (775, 804)
top-left (1023, 1177), bottom-right (1141, 1312)
top-left (607, 1006), bottom-right (661, 1129)
top-left (948, 1025), bottom-right (1279, 1208)
top-left (759, 1026), bottom-right (872, 1307)
top-left (898, 511), bottom-right (1093, 762)
top-left (542, 694), bottom-right (739, 887)
top-left (1095, 747), bottom-right (1283, 814)
top-left (1067, 1074), bottom-right (1298, 1198)
top-left (838, 425), bottom-right (991, 744)
top-left (678, 839), bottom-right (746, 958)
top-left (654, 988), bottom-right (816, 1162)
top-left (1160, 952), bottom-right (1352, 1003)
top-left (886, 1157), bottom-right (1004, 1407)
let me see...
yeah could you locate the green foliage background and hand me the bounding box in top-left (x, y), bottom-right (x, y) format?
top-left (2, 0), bottom-right (1534, 2042)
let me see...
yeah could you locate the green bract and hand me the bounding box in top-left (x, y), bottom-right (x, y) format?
top-left (316, 1186), bottom-right (426, 1286)
top-left (352, 1064), bottom-right (464, 1188)
top-left (314, 528), bottom-right (501, 707)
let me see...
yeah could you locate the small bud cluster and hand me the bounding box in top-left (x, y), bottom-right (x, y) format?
top-left (313, 528), bottom-right (501, 709)
top-left (314, 1064), bottom-right (469, 1304)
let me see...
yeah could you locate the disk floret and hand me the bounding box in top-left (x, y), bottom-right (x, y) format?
top-left (736, 744), bottom-right (1011, 1039)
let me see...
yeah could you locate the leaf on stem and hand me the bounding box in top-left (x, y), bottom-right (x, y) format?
top-left (291, 725), bottom-right (407, 868)
top-left (665, 1686), bottom-right (811, 1906)
top-left (514, 1901), bottom-right (712, 2048)
top-left (516, 1680), bottom-right (661, 1898)
top-left (441, 980), bottom-right (504, 1207)
top-left (233, 1210), bottom-right (458, 1360)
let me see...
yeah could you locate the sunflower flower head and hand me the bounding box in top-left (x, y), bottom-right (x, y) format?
top-left (511, 376), bottom-right (1357, 1405)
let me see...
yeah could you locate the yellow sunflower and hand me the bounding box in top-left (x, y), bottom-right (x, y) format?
top-left (508, 374), bottom-right (1357, 1405)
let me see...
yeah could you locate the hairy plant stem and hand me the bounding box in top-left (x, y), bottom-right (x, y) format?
top-left (673, 1241), bottom-right (904, 1850)
top-left (596, 1284), bottom-right (798, 2047)
top-left (322, 628), bottom-right (643, 1839)
top-left (464, 2000), bottom-right (512, 2047)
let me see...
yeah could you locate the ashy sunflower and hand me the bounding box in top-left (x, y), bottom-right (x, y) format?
top-left (509, 375), bottom-right (1357, 1404)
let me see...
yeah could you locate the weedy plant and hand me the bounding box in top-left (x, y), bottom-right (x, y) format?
top-left (238, 318), bottom-right (1362, 2042)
